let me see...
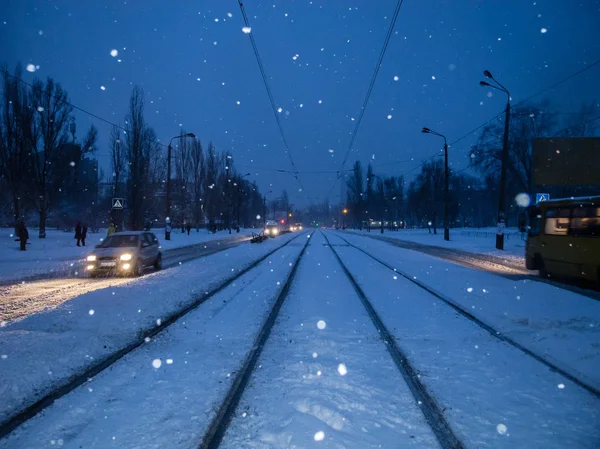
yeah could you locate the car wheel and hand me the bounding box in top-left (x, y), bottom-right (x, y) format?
top-left (154, 254), bottom-right (162, 270)
top-left (134, 259), bottom-right (144, 277)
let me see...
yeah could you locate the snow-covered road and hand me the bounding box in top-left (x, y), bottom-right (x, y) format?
top-left (0, 234), bottom-right (249, 322)
top-left (1, 230), bottom-right (599, 448)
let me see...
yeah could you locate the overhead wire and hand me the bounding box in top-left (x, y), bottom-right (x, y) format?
top-left (322, 0), bottom-right (405, 202)
top-left (236, 0), bottom-right (310, 201)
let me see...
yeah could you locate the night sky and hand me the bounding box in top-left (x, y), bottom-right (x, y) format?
top-left (3, 0), bottom-right (600, 206)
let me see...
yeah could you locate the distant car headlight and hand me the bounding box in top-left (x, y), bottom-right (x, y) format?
top-left (120, 253), bottom-right (132, 261)
top-left (264, 229), bottom-right (270, 235)
top-left (273, 229), bottom-right (279, 235)
top-left (87, 255), bottom-right (97, 262)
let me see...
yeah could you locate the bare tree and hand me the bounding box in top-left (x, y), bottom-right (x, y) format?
top-left (175, 130), bottom-right (193, 226)
top-left (0, 64), bottom-right (33, 231)
top-left (124, 86), bottom-right (154, 230)
top-left (29, 77), bottom-right (73, 237)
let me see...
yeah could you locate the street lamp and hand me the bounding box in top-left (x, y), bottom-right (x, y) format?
top-left (165, 132), bottom-right (196, 240)
top-left (421, 127), bottom-right (450, 241)
top-left (480, 70), bottom-right (511, 250)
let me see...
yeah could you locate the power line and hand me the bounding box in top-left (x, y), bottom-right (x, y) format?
top-left (325, 0), bottom-right (405, 203)
top-left (236, 0), bottom-right (309, 201)
top-left (338, 0), bottom-right (405, 172)
top-left (1, 70), bottom-right (173, 149)
top-left (370, 56), bottom-right (600, 187)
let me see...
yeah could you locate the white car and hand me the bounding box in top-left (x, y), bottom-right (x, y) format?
top-left (264, 223), bottom-right (280, 237)
top-left (86, 231), bottom-right (162, 277)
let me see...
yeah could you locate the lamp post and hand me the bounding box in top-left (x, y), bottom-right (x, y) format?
top-left (342, 208), bottom-right (348, 229)
top-left (480, 70), bottom-right (511, 250)
top-left (263, 190), bottom-right (273, 228)
top-left (165, 132), bottom-right (196, 240)
top-left (421, 127), bottom-right (450, 241)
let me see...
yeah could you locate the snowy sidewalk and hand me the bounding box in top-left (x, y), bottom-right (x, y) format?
top-left (0, 233), bottom-right (296, 426)
top-left (0, 227), bottom-right (259, 282)
top-left (326, 231), bottom-right (600, 448)
top-left (345, 227), bottom-right (526, 265)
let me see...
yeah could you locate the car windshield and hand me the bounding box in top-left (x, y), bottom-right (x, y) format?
top-left (99, 235), bottom-right (139, 248)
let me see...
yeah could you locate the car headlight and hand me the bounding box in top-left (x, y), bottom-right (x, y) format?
top-left (120, 253), bottom-right (132, 261)
top-left (273, 229), bottom-right (279, 235)
top-left (264, 229), bottom-right (270, 234)
top-left (87, 255), bottom-right (97, 262)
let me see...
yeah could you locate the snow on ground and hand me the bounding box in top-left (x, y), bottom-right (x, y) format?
top-left (325, 231), bottom-right (600, 448)
top-left (0, 235), bottom-right (309, 449)
top-left (0, 227), bottom-right (259, 282)
top-left (346, 227), bottom-right (526, 263)
top-left (336, 232), bottom-right (600, 392)
top-left (0, 232), bottom-right (299, 425)
top-left (221, 232), bottom-right (441, 448)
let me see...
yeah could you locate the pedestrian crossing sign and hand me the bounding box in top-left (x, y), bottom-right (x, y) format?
top-left (112, 198), bottom-right (124, 209)
top-left (536, 193), bottom-right (550, 204)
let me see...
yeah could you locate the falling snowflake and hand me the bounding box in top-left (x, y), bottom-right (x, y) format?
top-left (467, 287), bottom-right (473, 293)
top-left (496, 424), bottom-right (507, 435)
top-left (277, 107), bottom-right (283, 113)
top-left (487, 92), bottom-right (493, 98)
top-left (213, 41), bottom-right (218, 45)
top-left (312, 352), bottom-right (318, 358)
top-left (558, 383), bottom-right (565, 389)
top-left (88, 309), bottom-right (95, 315)
top-left (515, 193), bottom-right (531, 207)
top-left (314, 431), bottom-right (325, 441)
top-left (100, 86), bottom-right (106, 91)
top-left (37, 106), bottom-right (44, 112)
top-left (242, 26), bottom-right (251, 34)
top-left (166, 359), bottom-right (174, 365)
top-left (299, 103), bottom-right (304, 108)
top-left (156, 318), bottom-right (162, 326)
top-left (26, 64), bottom-right (36, 72)
top-left (448, 64), bottom-right (456, 71)
top-left (110, 49), bottom-right (118, 57)
top-left (328, 149), bottom-right (334, 153)
top-left (337, 363), bottom-right (348, 376)
top-left (317, 320), bottom-right (326, 329)
top-left (540, 27), bottom-right (547, 33)
top-left (318, 100), bottom-right (322, 104)
top-left (393, 75), bottom-right (399, 81)
top-left (387, 115), bottom-right (392, 119)
top-left (227, 12), bottom-right (233, 18)
top-left (152, 359), bottom-right (162, 369)
top-left (236, 101), bottom-right (241, 105)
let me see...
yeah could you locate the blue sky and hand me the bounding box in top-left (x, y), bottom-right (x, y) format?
top-left (3, 0), bottom-right (600, 206)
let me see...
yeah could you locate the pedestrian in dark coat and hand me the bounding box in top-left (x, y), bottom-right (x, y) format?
top-left (186, 223), bottom-right (191, 235)
top-left (75, 222), bottom-right (82, 247)
top-left (81, 225), bottom-right (88, 247)
top-left (17, 220), bottom-right (28, 251)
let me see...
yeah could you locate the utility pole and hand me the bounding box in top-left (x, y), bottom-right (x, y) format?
top-left (422, 127), bottom-right (450, 241)
top-left (165, 133), bottom-right (195, 240)
top-left (480, 70), bottom-right (511, 250)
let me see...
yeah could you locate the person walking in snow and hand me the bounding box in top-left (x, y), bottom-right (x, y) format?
top-left (81, 224), bottom-right (88, 247)
top-left (107, 223), bottom-right (116, 236)
top-left (186, 223), bottom-right (191, 235)
top-left (75, 222), bottom-right (82, 247)
top-left (17, 220), bottom-right (28, 251)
